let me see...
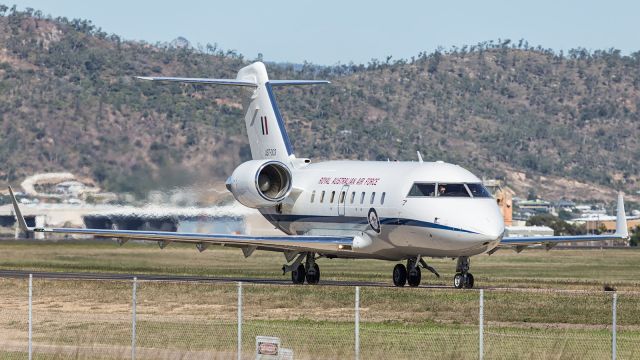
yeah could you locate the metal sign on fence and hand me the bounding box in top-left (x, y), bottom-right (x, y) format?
top-left (256, 336), bottom-right (281, 359)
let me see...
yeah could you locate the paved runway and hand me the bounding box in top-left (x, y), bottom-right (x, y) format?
top-left (1, 270), bottom-right (631, 293)
top-left (0, 269), bottom-right (411, 288)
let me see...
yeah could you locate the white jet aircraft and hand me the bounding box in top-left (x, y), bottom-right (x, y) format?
top-left (9, 62), bottom-right (630, 288)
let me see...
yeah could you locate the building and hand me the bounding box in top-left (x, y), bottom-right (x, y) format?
top-left (516, 199), bottom-right (553, 213)
top-left (483, 179), bottom-right (515, 226)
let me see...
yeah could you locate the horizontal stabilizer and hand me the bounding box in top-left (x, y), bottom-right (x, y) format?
top-left (136, 77), bottom-right (257, 87)
top-left (269, 80), bottom-right (330, 86)
top-left (135, 77), bottom-right (329, 87)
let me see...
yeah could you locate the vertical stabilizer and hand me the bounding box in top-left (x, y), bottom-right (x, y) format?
top-left (616, 192), bottom-right (629, 238)
top-left (236, 62), bottom-right (294, 161)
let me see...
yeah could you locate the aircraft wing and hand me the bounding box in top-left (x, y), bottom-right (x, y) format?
top-left (7, 187), bottom-right (354, 254)
top-left (498, 192), bottom-right (629, 252)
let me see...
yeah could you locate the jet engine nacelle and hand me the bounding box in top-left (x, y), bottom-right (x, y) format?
top-left (225, 160), bottom-right (293, 208)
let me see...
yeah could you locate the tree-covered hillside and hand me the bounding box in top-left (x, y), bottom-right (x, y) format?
top-left (0, 7), bottom-right (639, 199)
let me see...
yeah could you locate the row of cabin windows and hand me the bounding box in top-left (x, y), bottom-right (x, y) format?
top-left (310, 190), bottom-right (386, 205)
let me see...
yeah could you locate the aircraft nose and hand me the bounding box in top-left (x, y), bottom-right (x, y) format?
top-left (480, 220), bottom-right (504, 241)
top-left (471, 205), bottom-right (505, 241)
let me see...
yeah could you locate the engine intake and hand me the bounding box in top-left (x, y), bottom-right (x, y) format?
top-left (226, 160), bottom-right (292, 208)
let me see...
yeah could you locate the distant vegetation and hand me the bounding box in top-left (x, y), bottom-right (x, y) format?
top-left (1, 6), bottom-right (639, 198)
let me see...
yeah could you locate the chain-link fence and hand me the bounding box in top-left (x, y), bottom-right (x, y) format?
top-left (0, 275), bottom-right (638, 359)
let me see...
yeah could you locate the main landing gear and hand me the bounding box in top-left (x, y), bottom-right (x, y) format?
top-left (287, 252), bottom-right (320, 285)
top-left (392, 255), bottom-right (440, 287)
top-left (453, 256), bottom-right (474, 289)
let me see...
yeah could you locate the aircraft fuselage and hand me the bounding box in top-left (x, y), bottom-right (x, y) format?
top-left (260, 159), bottom-right (505, 260)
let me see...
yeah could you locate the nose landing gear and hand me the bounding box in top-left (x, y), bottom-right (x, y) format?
top-left (453, 256), bottom-right (474, 289)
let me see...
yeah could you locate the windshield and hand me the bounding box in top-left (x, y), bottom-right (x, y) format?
top-left (436, 183), bottom-right (470, 197)
top-left (407, 182), bottom-right (491, 198)
top-left (407, 183), bottom-right (435, 197)
top-left (466, 183), bottom-right (492, 198)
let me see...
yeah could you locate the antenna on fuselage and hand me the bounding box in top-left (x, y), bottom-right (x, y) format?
top-left (417, 151), bottom-right (424, 163)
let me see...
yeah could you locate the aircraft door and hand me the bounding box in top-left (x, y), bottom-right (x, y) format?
top-left (338, 185), bottom-right (349, 216)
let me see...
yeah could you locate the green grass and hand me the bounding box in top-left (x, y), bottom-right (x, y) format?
top-left (0, 239), bottom-right (639, 290)
top-left (1, 240), bottom-right (640, 359)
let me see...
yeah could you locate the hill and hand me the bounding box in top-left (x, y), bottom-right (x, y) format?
top-left (0, 7), bottom-right (639, 202)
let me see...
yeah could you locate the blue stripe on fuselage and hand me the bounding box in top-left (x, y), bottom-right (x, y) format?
top-left (263, 214), bottom-right (478, 234)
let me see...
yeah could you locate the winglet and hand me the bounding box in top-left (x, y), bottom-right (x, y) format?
top-left (616, 192), bottom-right (628, 238)
top-left (8, 186), bottom-right (29, 232)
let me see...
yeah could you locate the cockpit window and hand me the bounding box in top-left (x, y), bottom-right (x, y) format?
top-left (466, 183), bottom-right (492, 198)
top-left (436, 183), bottom-right (470, 197)
top-left (407, 183), bottom-right (435, 197)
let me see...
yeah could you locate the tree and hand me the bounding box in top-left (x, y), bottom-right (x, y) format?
top-left (558, 209), bottom-right (573, 221)
top-left (630, 226), bottom-right (640, 247)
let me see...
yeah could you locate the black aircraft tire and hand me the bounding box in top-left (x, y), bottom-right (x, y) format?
top-left (407, 266), bottom-right (421, 287)
top-left (464, 273), bottom-right (474, 289)
top-left (291, 264), bottom-right (306, 284)
top-left (454, 273), bottom-right (464, 289)
top-left (393, 264), bottom-right (407, 287)
top-left (306, 263), bottom-right (320, 285)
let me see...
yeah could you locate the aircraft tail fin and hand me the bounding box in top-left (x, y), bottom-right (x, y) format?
top-left (615, 192), bottom-right (629, 238)
top-left (137, 62), bottom-right (329, 162)
top-left (8, 186), bottom-right (29, 232)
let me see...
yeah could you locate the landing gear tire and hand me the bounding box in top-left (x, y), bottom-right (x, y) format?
top-left (464, 273), bottom-right (474, 289)
top-left (407, 266), bottom-right (421, 287)
top-left (291, 264), bottom-right (306, 284)
top-left (392, 264), bottom-right (407, 287)
top-left (453, 272), bottom-right (474, 289)
top-left (306, 263), bottom-right (320, 285)
top-left (454, 273), bottom-right (464, 289)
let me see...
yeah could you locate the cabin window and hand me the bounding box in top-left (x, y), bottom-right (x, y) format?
top-left (370, 192), bottom-right (376, 204)
top-left (360, 192), bottom-right (365, 204)
top-left (381, 192), bottom-right (386, 205)
top-left (320, 191), bottom-right (325, 203)
top-left (407, 183), bottom-right (435, 197)
top-left (466, 183), bottom-right (492, 198)
top-left (350, 191), bottom-right (356, 204)
top-left (310, 190), bottom-right (316, 203)
top-left (339, 191), bottom-right (346, 204)
top-left (437, 183), bottom-right (471, 197)
top-left (330, 191), bottom-right (336, 203)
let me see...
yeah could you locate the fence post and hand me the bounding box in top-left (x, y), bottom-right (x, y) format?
top-left (237, 281), bottom-right (242, 360)
top-left (28, 273), bottom-right (32, 360)
top-left (355, 286), bottom-right (360, 360)
top-left (132, 277), bottom-right (137, 360)
top-left (479, 289), bottom-right (484, 360)
top-left (612, 292), bottom-right (617, 360)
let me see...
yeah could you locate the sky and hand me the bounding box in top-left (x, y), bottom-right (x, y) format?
top-left (4, 0), bottom-right (640, 65)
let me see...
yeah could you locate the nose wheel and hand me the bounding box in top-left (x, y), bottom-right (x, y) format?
top-left (453, 256), bottom-right (474, 289)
